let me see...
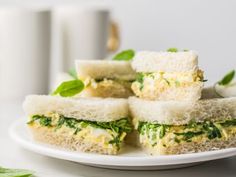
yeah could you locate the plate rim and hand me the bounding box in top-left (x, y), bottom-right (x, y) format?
top-left (9, 118), bottom-right (236, 167)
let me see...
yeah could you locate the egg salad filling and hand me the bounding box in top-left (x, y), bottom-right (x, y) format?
top-left (27, 114), bottom-right (132, 150)
top-left (93, 78), bottom-right (132, 89)
top-left (131, 70), bottom-right (204, 98)
top-left (81, 77), bottom-right (134, 97)
top-left (136, 119), bottom-right (236, 149)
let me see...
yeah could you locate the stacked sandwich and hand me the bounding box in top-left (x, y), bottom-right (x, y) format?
top-left (24, 95), bottom-right (132, 155)
top-left (23, 49), bottom-right (236, 156)
top-left (131, 51), bottom-right (204, 101)
top-left (24, 54), bottom-right (136, 155)
top-left (129, 50), bottom-right (236, 155)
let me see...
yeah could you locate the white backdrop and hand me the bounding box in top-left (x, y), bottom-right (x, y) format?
top-left (1, 0), bottom-right (235, 85)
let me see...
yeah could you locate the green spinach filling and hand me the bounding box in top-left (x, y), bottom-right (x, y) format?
top-left (137, 119), bottom-right (236, 146)
top-left (28, 115), bottom-right (132, 148)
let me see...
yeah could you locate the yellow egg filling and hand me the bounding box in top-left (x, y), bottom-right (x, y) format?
top-left (136, 119), bottom-right (236, 149)
top-left (27, 113), bottom-right (132, 150)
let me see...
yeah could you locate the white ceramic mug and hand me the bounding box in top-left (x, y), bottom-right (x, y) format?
top-left (50, 6), bottom-right (119, 89)
top-left (0, 8), bottom-right (51, 101)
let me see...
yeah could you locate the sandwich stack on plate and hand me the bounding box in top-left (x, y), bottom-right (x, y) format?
top-left (23, 49), bottom-right (236, 156)
top-left (129, 50), bottom-right (236, 155)
top-left (131, 51), bottom-right (203, 101)
top-left (24, 58), bottom-right (136, 155)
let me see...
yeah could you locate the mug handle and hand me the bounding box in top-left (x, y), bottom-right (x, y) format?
top-left (107, 21), bottom-right (120, 53)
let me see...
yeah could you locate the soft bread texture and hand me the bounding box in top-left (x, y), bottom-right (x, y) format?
top-left (129, 97), bottom-right (236, 125)
top-left (141, 136), bottom-right (236, 155)
top-left (131, 51), bottom-right (199, 72)
top-left (76, 60), bottom-right (136, 81)
top-left (132, 82), bottom-right (203, 101)
top-left (23, 95), bottom-right (129, 122)
top-left (28, 126), bottom-right (118, 155)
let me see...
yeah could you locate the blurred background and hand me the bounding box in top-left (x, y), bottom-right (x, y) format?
top-left (0, 0), bottom-right (235, 101)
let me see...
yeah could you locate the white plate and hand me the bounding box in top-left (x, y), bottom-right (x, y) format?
top-left (9, 119), bottom-right (236, 170)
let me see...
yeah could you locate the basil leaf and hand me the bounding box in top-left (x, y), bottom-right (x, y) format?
top-left (113, 49), bottom-right (135, 61)
top-left (0, 166), bottom-right (34, 177)
top-left (218, 70), bottom-right (235, 85)
top-left (68, 68), bottom-right (78, 79)
top-left (52, 79), bottom-right (84, 97)
top-left (167, 48), bottom-right (178, 52)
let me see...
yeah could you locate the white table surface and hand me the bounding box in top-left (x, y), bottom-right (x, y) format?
top-left (1, 101), bottom-right (236, 177)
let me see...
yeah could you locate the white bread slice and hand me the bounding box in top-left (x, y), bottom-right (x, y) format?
top-left (131, 51), bottom-right (198, 72)
top-left (75, 60), bottom-right (136, 81)
top-left (142, 136), bottom-right (236, 155)
top-left (23, 95), bottom-right (128, 122)
top-left (128, 97), bottom-right (236, 125)
top-left (29, 126), bottom-right (118, 155)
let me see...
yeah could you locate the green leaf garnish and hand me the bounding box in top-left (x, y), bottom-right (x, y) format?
top-left (68, 68), bottom-right (78, 79)
top-left (167, 48), bottom-right (178, 52)
top-left (218, 70), bottom-right (235, 85)
top-left (113, 49), bottom-right (135, 61)
top-left (0, 166), bottom-right (34, 177)
top-left (52, 79), bottom-right (84, 97)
